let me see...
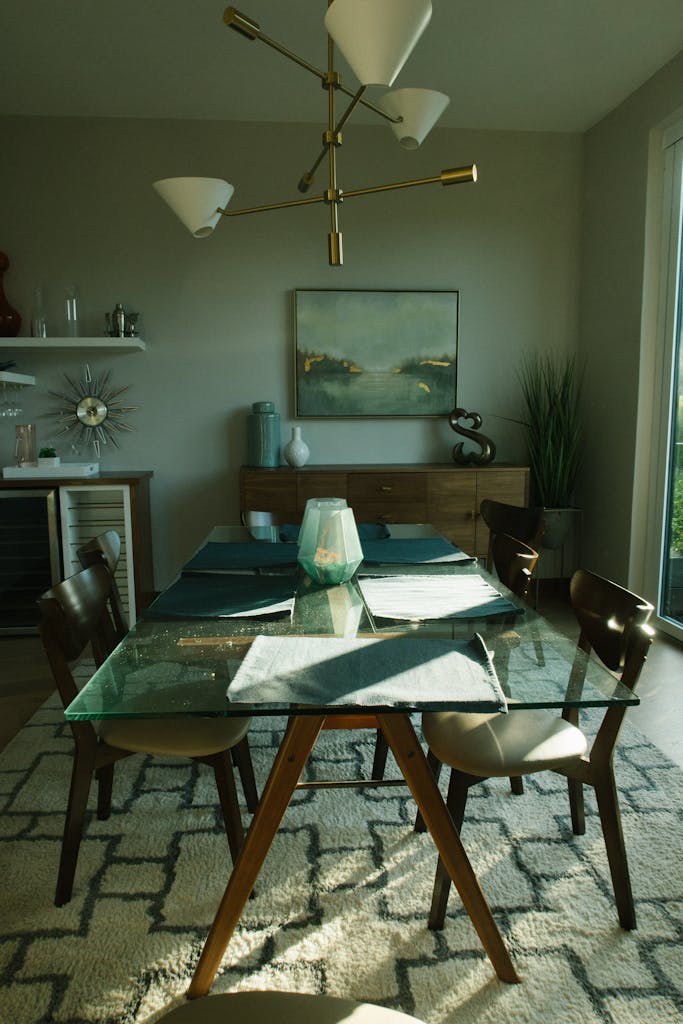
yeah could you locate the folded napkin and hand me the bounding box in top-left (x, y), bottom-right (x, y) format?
top-left (360, 538), bottom-right (475, 565)
top-left (182, 541), bottom-right (298, 572)
top-left (227, 633), bottom-right (506, 711)
top-left (142, 573), bottom-right (297, 620)
top-left (357, 573), bottom-right (522, 621)
top-left (279, 521), bottom-right (391, 544)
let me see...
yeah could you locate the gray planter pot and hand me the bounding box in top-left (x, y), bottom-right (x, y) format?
top-left (541, 507), bottom-right (580, 550)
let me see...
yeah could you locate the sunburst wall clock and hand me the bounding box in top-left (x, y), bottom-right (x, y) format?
top-left (49, 363), bottom-right (138, 457)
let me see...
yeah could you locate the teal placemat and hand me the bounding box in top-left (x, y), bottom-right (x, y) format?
top-left (361, 538), bottom-right (475, 564)
top-left (182, 541), bottom-right (298, 572)
top-left (227, 633), bottom-right (506, 711)
top-left (142, 573), bottom-right (297, 620)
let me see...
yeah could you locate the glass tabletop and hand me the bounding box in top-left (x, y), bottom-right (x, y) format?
top-left (65, 530), bottom-right (637, 721)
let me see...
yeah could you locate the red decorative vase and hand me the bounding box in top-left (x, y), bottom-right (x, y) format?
top-left (0, 252), bottom-right (22, 337)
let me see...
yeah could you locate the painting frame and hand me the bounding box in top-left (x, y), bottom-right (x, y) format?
top-left (294, 288), bottom-right (459, 419)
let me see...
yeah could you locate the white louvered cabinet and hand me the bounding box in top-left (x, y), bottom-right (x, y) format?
top-left (57, 471), bottom-right (154, 624)
top-left (59, 484), bottom-right (135, 620)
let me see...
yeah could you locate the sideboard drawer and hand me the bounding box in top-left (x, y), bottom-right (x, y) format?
top-left (298, 472), bottom-right (348, 515)
top-left (347, 473), bottom-right (427, 505)
top-left (349, 500), bottom-right (429, 525)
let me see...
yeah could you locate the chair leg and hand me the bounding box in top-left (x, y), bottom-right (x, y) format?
top-left (594, 771), bottom-right (636, 930)
top-left (414, 748), bottom-right (442, 833)
top-left (210, 751), bottom-right (245, 865)
top-left (568, 777), bottom-right (585, 834)
top-left (510, 776), bottom-right (524, 795)
top-left (56, 753), bottom-right (95, 907)
top-left (232, 736), bottom-right (259, 814)
top-left (428, 769), bottom-right (472, 930)
top-left (96, 763), bottom-right (114, 820)
top-left (372, 729), bottom-right (389, 781)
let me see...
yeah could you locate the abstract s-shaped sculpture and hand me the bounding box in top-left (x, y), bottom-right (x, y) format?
top-left (448, 408), bottom-right (496, 466)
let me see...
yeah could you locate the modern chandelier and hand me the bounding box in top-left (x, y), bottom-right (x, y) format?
top-left (153, 0), bottom-right (477, 266)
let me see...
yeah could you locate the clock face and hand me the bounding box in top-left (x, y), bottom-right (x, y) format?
top-left (76, 396), bottom-right (108, 427)
top-left (49, 364), bottom-right (138, 457)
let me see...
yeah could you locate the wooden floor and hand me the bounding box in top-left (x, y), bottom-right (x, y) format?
top-left (1, 592), bottom-right (682, 768)
top-left (0, 635), bottom-right (55, 753)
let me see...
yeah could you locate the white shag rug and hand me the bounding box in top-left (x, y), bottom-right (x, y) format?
top-left (1, 687), bottom-right (682, 1024)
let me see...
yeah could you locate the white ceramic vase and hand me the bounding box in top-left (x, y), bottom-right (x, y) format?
top-left (284, 426), bottom-right (310, 467)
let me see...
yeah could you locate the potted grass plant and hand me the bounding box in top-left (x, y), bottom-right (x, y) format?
top-left (518, 351), bottom-right (583, 549)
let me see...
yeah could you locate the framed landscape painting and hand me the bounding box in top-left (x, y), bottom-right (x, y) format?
top-left (294, 289), bottom-right (459, 418)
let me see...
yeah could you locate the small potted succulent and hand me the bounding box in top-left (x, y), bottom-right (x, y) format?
top-left (38, 446), bottom-right (60, 468)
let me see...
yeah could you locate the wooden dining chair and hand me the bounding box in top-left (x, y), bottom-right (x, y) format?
top-left (479, 499), bottom-right (545, 580)
top-left (371, 532), bottom-right (541, 787)
top-left (38, 563), bottom-right (256, 906)
top-left (420, 568), bottom-right (654, 932)
top-left (154, 990), bottom-right (427, 1023)
top-left (409, 531), bottom-right (541, 809)
top-left (77, 528), bottom-right (129, 635)
top-left (78, 530), bottom-right (259, 818)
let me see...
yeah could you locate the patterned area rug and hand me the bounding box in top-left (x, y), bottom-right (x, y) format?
top-left (1, 681), bottom-right (683, 1024)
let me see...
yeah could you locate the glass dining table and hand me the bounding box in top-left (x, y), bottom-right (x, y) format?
top-left (65, 524), bottom-right (638, 998)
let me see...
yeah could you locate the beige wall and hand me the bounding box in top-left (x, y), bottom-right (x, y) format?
top-left (578, 50), bottom-right (683, 586)
top-left (0, 116), bottom-right (582, 587)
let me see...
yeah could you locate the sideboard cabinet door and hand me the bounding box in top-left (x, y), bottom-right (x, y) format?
top-left (428, 471), bottom-right (477, 551)
top-left (241, 469), bottom-right (298, 524)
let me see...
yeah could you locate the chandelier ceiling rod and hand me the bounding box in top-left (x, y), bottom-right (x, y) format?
top-left (153, 1), bottom-right (477, 266)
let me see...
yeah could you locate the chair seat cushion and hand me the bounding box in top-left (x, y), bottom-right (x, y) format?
top-left (155, 990), bottom-right (425, 1023)
top-left (422, 707), bottom-right (588, 777)
top-left (100, 715), bottom-right (251, 758)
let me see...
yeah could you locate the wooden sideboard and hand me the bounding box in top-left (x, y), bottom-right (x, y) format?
top-left (240, 464), bottom-right (530, 557)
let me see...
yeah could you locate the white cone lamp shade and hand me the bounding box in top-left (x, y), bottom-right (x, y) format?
top-left (380, 88), bottom-right (449, 149)
top-left (153, 177), bottom-right (235, 237)
top-left (324, 0), bottom-right (432, 87)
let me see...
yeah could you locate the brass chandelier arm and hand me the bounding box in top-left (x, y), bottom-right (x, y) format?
top-left (217, 165), bottom-right (476, 221)
top-left (219, 194), bottom-right (326, 217)
top-left (223, 7), bottom-right (401, 124)
top-left (343, 165), bottom-right (477, 199)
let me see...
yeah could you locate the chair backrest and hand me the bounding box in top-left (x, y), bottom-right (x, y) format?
top-left (77, 530), bottom-right (128, 634)
top-left (77, 529), bottom-right (121, 575)
top-left (491, 532), bottom-right (539, 603)
top-left (570, 569), bottom-right (654, 681)
top-left (480, 499), bottom-right (545, 570)
top-left (240, 510), bottom-right (279, 541)
top-left (38, 563), bottom-right (122, 717)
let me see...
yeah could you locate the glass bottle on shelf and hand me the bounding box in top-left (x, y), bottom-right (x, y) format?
top-left (30, 286), bottom-right (48, 337)
top-left (64, 284), bottom-right (79, 337)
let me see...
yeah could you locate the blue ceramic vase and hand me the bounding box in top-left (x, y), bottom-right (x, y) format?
top-left (246, 401), bottom-right (280, 467)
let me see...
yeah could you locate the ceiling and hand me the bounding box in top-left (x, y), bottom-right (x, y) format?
top-left (2, 1), bottom-right (683, 133)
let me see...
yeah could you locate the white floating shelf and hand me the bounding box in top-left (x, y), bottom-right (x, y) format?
top-left (0, 370), bottom-right (36, 386)
top-left (0, 337), bottom-right (146, 351)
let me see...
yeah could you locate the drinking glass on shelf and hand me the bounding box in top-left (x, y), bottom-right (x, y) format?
top-left (64, 285), bottom-right (79, 337)
top-left (7, 384), bottom-right (22, 417)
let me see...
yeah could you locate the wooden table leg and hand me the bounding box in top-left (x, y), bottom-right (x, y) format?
top-left (377, 713), bottom-right (520, 984)
top-left (188, 714), bottom-right (325, 999)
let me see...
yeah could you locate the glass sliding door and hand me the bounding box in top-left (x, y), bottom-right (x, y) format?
top-left (657, 134), bottom-right (683, 634)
